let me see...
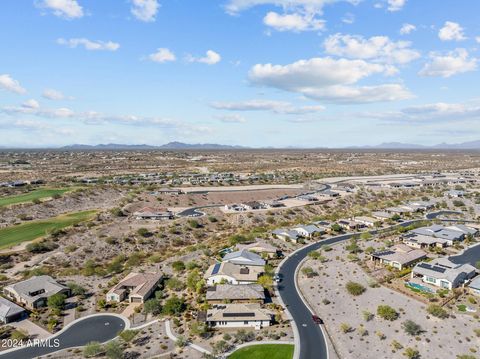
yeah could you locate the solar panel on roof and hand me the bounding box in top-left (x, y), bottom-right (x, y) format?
top-left (223, 312), bottom-right (255, 317)
top-left (212, 263), bottom-right (221, 275)
top-left (418, 262), bottom-right (446, 273)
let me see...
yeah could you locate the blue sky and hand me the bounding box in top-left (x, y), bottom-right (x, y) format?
top-left (0, 0), bottom-right (479, 148)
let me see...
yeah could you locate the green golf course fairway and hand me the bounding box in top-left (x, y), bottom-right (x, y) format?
top-left (228, 344), bottom-right (294, 359)
top-left (0, 210), bottom-right (97, 250)
top-left (0, 188), bottom-right (72, 208)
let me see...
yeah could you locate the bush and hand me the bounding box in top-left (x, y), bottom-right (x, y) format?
top-left (137, 228), bottom-right (151, 237)
top-left (377, 305), bottom-right (399, 321)
top-left (345, 281), bottom-right (366, 296)
top-left (119, 330), bottom-right (138, 342)
top-left (171, 261), bottom-right (186, 272)
top-left (83, 341), bottom-right (103, 358)
top-left (403, 347), bottom-right (420, 359)
top-left (143, 299), bottom-right (162, 315)
top-left (427, 304), bottom-right (448, 319)
top-left (402, 320), bottom-right (423, 336)
top-left (340, 323), bottom-right (352, 333)
top-left (105, 340), bottom-right (123, 359)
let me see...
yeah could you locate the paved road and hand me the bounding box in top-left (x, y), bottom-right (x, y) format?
top-left (450, 243), bottom-right (480, 267)
top-left (276, 216), bottom-right (443, 359)
top-left (0, 315), bottom-right (126, 359)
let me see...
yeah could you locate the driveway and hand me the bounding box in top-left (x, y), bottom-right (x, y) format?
top-left (0, 314), bottom-right (127, 359)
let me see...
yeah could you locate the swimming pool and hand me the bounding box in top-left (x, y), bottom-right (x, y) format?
top-left (406, 281), bottom-right (436, 293)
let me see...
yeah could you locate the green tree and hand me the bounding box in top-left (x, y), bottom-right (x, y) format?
top-left (143, 299), bottom-right (162, 315)
top-left (257, 274), bottom-right (273, 290)
top-left (162, 296), bottom-right (186, 316)
top-left (47, 293), bottom-right (66, 311)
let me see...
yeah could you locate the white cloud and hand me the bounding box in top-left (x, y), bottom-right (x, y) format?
top-left (248, 57), bottom-right (412, 103)
top-left (186, 50), bottom-right (221, 65)
top-left (36, 0), bottom-right (84, 19)
top-left (42, 88), bottom-right (67, 100)
top-left (1, 102), bottom-right (211, 134)
top-left (211, 99), bottom-right (325, 114)
top-left (148, 48), bottom-right (176, 63)
top-left (438, 21), bottom-right (466, 41)
top-left (324, 33), bottom-right (420, 64)
top-left (419, 48), bottom-right (477, 78)
top-left (130, 0), bottom-right (160, 22)
top-left (387, 0), bottom-right (406, 12)
top-left (341, 12), bottom-right (355, 24)
top-left (476, 36), bottom-right (480, 43)
top-left (57, 38), bottom-right (120, 51)
top-left (215, 114), bottom-right (247, 123)
top-left (263, 11), bottom-right (325, 32)
top-left (224, 0), bottom-right (360, 15)
top-left (399, 23), bottom-right (416, 35)
top-left (0, 74), bottom-right (26, 94)
top-left (22, 99), bottom-right (40, 109)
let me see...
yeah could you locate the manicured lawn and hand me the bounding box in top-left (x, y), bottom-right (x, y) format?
top-left (0, 188), bottom-right (72, 207)
top-left (0, 210), bottom-right (97, 249)
top-left (229, 344), bottom-right (294, 359)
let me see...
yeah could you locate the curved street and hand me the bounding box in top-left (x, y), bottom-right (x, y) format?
top-left (0, 315), bottom-right (127, 359)
top-left (276, 212), bottom-right (452, 359)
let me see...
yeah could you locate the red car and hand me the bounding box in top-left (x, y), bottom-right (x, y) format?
top-left (312, 315), bottom-right (323, 324)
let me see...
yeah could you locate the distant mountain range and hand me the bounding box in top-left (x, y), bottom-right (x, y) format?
top-left (350, 140), bottom-right (480, 150)
top-left (61, 141), bottom-right (247, 150)
top-left (2, 140), bottom-right (480, 150)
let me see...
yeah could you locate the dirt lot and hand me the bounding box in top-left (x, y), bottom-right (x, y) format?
top-left (298, 242), bottom-right (480, 359)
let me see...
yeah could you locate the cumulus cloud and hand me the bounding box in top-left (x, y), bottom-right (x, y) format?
top-left (35, 0), bottom-right (84, 19)
top-left (215, 114), bottom-right (247, 123)
top-left (387, 0), bottom-right (406, 12)
top-left (42, 88), bottom-right (67, 100)
top-left (211, 99), bottom-right (325, 114)
top-left (438, 21), bottom-right (466, 41)
top-left (224, 0), bottom-right (359, 15)
top-left (186, 50), bottom-right (221, 65)
top-left (57, 38), bottom-right (120, 51)
top-left (130, 0), bottom-right (160, 22)
top-left (148, 48), bottom-right (176, 63)
top-left (0, 74), bottom-right (26, 94)
top-left (225, 0), bottom-right (359, 32)
top-left (419, 48), bottom-right (477, 78)
top-left (263, 11), bottom-right (325, 32)
top-left (399, 23), bottom-right (416, 35)
top-left (248, 57), bottom-right (412, 103)
top-left (324, 33), bottom-right (420, 64)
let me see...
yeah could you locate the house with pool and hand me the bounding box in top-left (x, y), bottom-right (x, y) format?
top-left (411, 258), bottom-right (476, 290)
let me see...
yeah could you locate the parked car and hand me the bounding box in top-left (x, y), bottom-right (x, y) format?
top-left (312, 315), bottom-right (323, 324)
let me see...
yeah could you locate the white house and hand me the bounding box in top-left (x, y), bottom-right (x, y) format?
top-left (204, 262), bottom-right (263, 286)
top-left (223, 249), bottom-right (266, 266)
top-left (411, 258), bottom-right (476, 290)
top-left (206, 303), bottom-right (271, 330)
top-left (291, 224), bottom-right (325, 238)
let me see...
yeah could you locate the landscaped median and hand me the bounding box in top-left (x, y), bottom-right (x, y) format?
top-left (0, 210), bottom-right (97, 250)
top-left (228, 343), bottom-right (294, 359)
top-left (0, 188), bottom-right (74, 208)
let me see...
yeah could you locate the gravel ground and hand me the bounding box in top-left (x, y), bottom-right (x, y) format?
top-left (298, 242), bottom-right (480, 359)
